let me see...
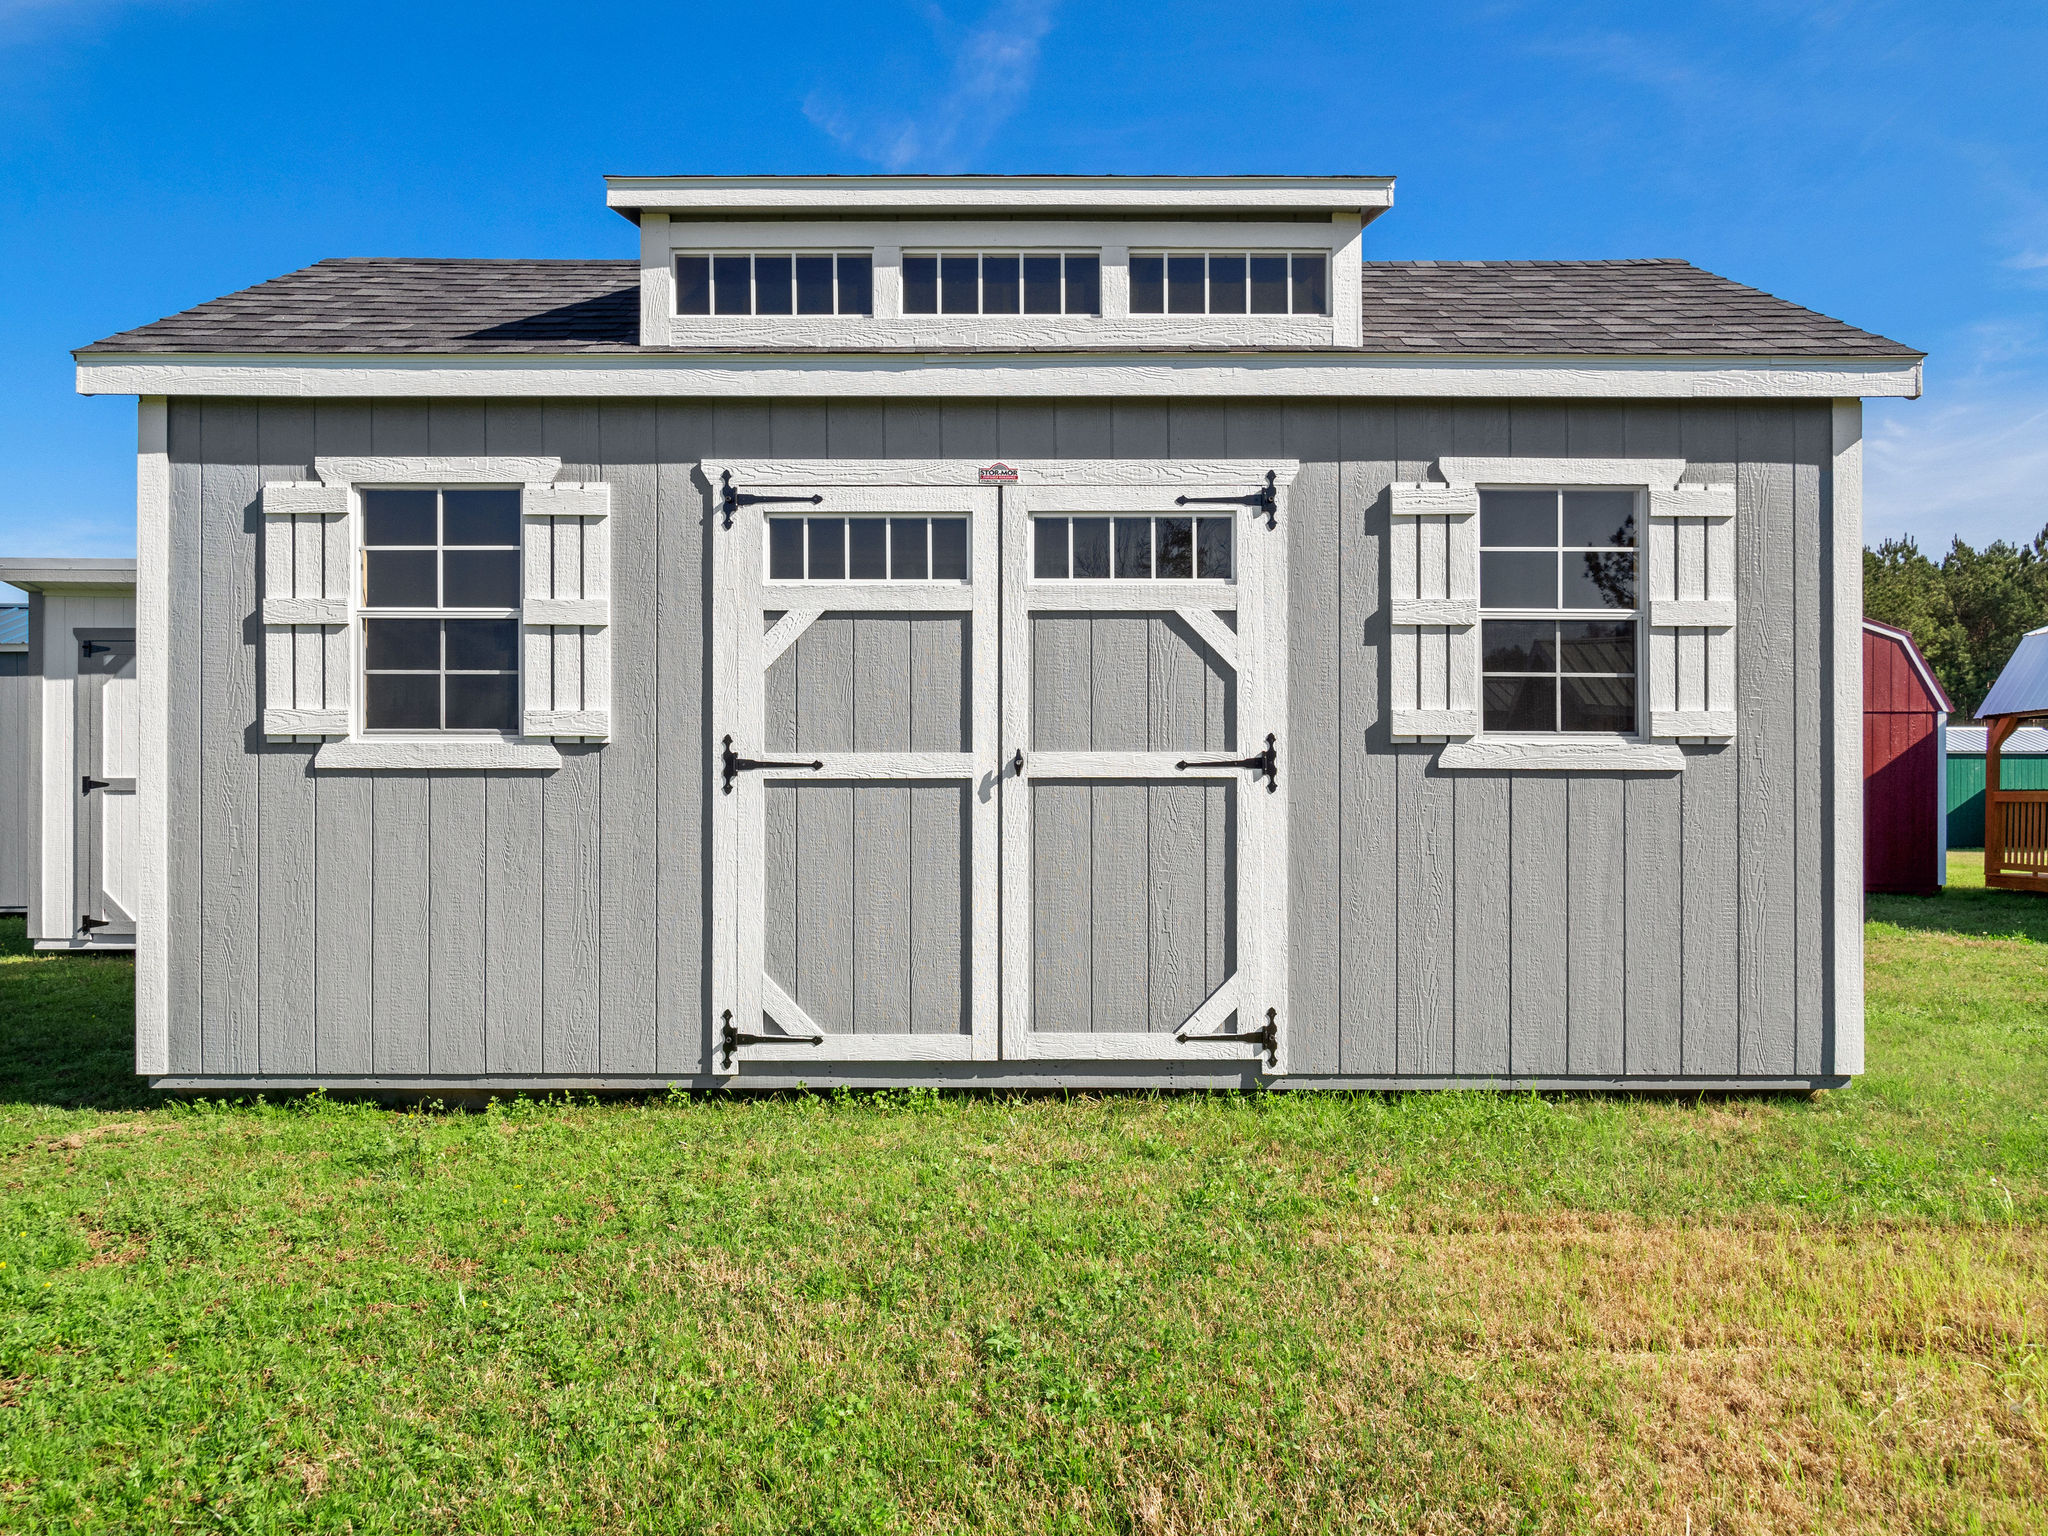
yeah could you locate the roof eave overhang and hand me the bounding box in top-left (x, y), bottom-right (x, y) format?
top-left (74, 349), bottom-right (1924, 401)
top-left (602, 173), bottom-right (1398, 225)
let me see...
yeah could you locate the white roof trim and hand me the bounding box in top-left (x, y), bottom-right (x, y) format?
top-left (605, 174), bottom-right (1397, 218)
top-left (75, 352), bottom-right (1924, 401)
top-left (0, 557), bottom-right (136, 591)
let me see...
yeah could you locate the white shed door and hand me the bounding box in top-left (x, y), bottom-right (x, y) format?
top-left (1000, 477), bottom-right (1289, 1071)
top-left (711, 461), bottom-right (1289, 1078)
top-left (710, 473), bottom-right (1000, 1073)
top-left (75, 628), bottom-right (139, 939)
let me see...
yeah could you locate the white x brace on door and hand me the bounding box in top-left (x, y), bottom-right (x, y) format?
top-left (709, 459), bottom-right (1290, 1076)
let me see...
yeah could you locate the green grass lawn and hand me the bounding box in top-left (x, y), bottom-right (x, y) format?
top-left (0, 872), bottom-right (2042, 1534)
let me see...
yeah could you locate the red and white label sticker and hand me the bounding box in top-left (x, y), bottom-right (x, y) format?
top-left (977, 463), bottom-right (1018, 484)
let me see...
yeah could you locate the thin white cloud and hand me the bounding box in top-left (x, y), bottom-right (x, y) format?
top-left (1866, 389), bottom-right (2048, 552)
top-left (805, 0), bottom-right (1059, 172)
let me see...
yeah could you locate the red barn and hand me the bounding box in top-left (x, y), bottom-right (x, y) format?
top-left (1864, 620), bottom-right (1953, 895)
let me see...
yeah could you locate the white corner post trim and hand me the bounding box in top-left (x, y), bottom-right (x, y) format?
top-left (135, 396), bottom-right (170, 1075)
top-left (1832, 400), bottom-right (1865, 1075)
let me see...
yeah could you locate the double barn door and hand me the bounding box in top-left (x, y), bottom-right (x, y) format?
top-left (709, 461), bottom-right (1290, 1076)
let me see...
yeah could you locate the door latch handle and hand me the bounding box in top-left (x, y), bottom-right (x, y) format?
top-left (1176, 733), bottom-right (1278, 792)
top-left (720, 735), bottom-right (822, 795)
top-left (1011, 748), bottom-right (1024, 777)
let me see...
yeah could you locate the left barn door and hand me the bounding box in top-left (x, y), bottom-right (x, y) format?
top-left (75, 628), bottom-right (138, 941)
top-left (710, 469), bottom-right (1000, 1074)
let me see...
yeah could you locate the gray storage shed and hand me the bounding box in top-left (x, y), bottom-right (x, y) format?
top-left (72, 174), bottom-right (1923, 1093)
top-left (0, 559), bottom-right (139, 948)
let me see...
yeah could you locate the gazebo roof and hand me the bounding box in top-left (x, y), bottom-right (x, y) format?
top-left (1978, 625), bottom-right (2048, 719)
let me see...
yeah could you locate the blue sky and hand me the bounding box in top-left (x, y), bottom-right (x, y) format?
top-left (3, 0), bottom-right (2045, 601)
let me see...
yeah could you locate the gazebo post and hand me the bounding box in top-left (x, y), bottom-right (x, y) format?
top-left (1985, 715), bottom-right (2015, 888)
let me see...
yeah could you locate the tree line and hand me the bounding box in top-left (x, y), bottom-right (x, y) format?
top-left (1865, 528), bottom-right (2048, 719)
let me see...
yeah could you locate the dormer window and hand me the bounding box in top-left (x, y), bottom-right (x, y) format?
top-left (901, 253), bottom-right (1101, 316)
top-left (674, 253), bottom-right (874, 316)
top-left (1130, 252), bottom-right (1328, 316)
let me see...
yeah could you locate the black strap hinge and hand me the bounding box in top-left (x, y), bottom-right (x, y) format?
top-left (80, 914), bottom-right (111, 933)
top-left (81, 775), bottom-right (109, 795)
top-left (1175, 469), bottom-right (1278, 530)
top-left (721, 1009), bottom-right (823, 1069)
top-left (81, 639), bottom-right (112, 658)
top-left (720, 735), bottom-right (823, 795)
top-left (1178, 1005), bottom-right (1279, 1068)
top-left (719, 471), bottom-right (822, 530)
top-left (1176, 733), bottom-right (1277, 793)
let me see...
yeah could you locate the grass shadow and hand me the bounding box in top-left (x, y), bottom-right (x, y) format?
top-left (1865, 882), bottom-right (2048, 943)
top-left (0, 916), bottom-right (155, 1110)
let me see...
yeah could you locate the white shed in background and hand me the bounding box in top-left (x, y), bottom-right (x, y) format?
top-left (0, 559), bottom-right (139, 949)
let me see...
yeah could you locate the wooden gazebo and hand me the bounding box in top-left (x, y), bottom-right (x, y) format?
top-left (1978, 625), bottom-right (2048, 893)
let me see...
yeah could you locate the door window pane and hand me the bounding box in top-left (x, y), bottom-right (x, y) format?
top-left (981, 254), bottom-right (1021, 314)
top-left (940, 255), bottom-right (979, 314)
top-left (902, 254), bottom-right (939, 314)
top-left (1034, 517), bottom-right (1069, 579)
top-left (674, 255), bottom-right (711, 315)
top-left (931, 519), bottom-right (968, 580)
top-left (1071, 517), bottom-right (1110, 578)
top-left (808, 518), bottom-right (846, 580)
top-left (1208, 254), bottom-right (1247, 313)
top-left (769, 518), bottom-right (805, 580)
top-left (1196, 517), bottom-right (1233, 579)
top-left (754, 254), bottom-right (794, 315)
top-left (362, 488), bottom-right (437, 546)
top-left (1129, 254), bottom-right (1165, 314)
top-left (713, 255), bottom-right (752, 314)
top-left (1063, 254), bottom-right (1100, 314)
top-left (1248, 255), bottom-right (1289, 313)
top-left (837, 254), bottom-right (873, 315)
top-left (848, 518), bottom-right (888, 579)
top-left (365, 550), bottom-right (438, 608)
top-left (1481, 551), bottom-right (1557, 608)
top-left (1114, 517), bottom-right (1153, 578)
top-left (1290, 253), bottom-right (1328, 314)
top-left (794, 254), bottom-right (835, 315)
top-left (1023, 254), bottom-right (1062, 314)
top-left (1167, 255), bottom-right (1205, 314)
top-left (1156, 516), bottom-right (1193, 578)
top-left (890, 518), bottom-right (929, 580)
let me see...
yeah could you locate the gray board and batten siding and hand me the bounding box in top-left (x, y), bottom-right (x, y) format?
top-left (158, 395), bottom-right (1850, 1091)
top-left (0, 605), bottom-right (29, 914)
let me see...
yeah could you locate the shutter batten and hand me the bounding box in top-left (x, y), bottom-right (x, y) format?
top-left (260, 481), bottom-right (352, 740)
top-left (521, 482), bottom-right (612, 741)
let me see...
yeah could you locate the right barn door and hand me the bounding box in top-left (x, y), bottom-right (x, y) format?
top-left (1001, 468), bottom-right (1291, 1072)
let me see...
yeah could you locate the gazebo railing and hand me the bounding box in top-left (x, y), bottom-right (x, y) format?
top-left (1985, 714), bottom-right (2048, 892)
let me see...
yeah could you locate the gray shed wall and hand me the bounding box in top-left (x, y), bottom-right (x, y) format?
top-left (161, 397), bottom-right (1850, 1086)
top-left (0, 648), bottom-right (30, 913)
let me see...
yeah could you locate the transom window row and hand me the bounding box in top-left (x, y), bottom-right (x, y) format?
top-left (675, 253), bottom-right (875, 316)
top-left (902, 253), bottom-right (1100, 316)
top-left (1130, 252), bottom-right (1328, 316)
top-left (1032, 515), bottom-right (1234, 581)
top-left (768, 515), bottom-right (970, 582)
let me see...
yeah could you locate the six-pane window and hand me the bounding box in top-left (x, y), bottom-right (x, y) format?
top-left (1031, 515), bottom-right (1233, 581)
top-left (360, 487), bottom-right (522, 733)
top-left (1479, 489), bottom-right (1638, 734)
top-left (1129, 252), bottom-right (1328, 315)
top-left (675, 253), bottom-right (875, 316)
top-left (767, 515), bottom-right (970, 582)
top-left (901, 253), bottom-right (1100, 315)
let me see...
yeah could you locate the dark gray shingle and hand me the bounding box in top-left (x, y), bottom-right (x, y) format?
top-left (79, 255), bottom-right (1920, 358)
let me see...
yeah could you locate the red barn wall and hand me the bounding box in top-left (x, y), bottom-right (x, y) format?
top-left (1864, 627), bottom-right (1943, 894)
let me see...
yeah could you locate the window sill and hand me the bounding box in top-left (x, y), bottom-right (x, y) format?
top-left (312, 739), bottom-right (566, 772)
top-left (1436, 738), bottom-right (1685, 773)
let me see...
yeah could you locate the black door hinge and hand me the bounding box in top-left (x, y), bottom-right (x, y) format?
top-left (1175, 469), bottom-right (1279, 530)
top-left (81, 639), bottom-right (111, 658)
top-left (80, 914), bottom-right (111, 933)
top-left (719, 471), bottom-right (822, 530)
top-left (721, 1008), bottom-right (824, 1069)
top-left (1178, 1005), bottom-right (1279, 1068)
top-left (720, 735), bottom-right (823, 795)
top-left (81, 775), bottom-right (109, 795)
top-left (1177, 732), bottom-right (1278, 793)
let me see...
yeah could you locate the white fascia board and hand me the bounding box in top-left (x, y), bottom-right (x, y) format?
top-left (606, 174), bottom-right (1397, 218)
top-left (74, 352), bottom-right (1925, 401)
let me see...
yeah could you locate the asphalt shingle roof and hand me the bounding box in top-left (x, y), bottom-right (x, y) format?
top-left (79, 255), bottom-right (1919, 358)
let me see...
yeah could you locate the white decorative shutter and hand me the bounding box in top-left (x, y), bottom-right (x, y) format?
top-left (260, 481), bottom-right (352, 738)
top-left (1388, 483), bottom-right (1481, 738)
top-left (1645, 482), bottom-right (1737, 739)
top-left (521, 482), bottom-right (612, 740)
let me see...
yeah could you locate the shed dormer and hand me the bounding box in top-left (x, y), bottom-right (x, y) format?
top-left (605, 174), bottom-right (1395, 353)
